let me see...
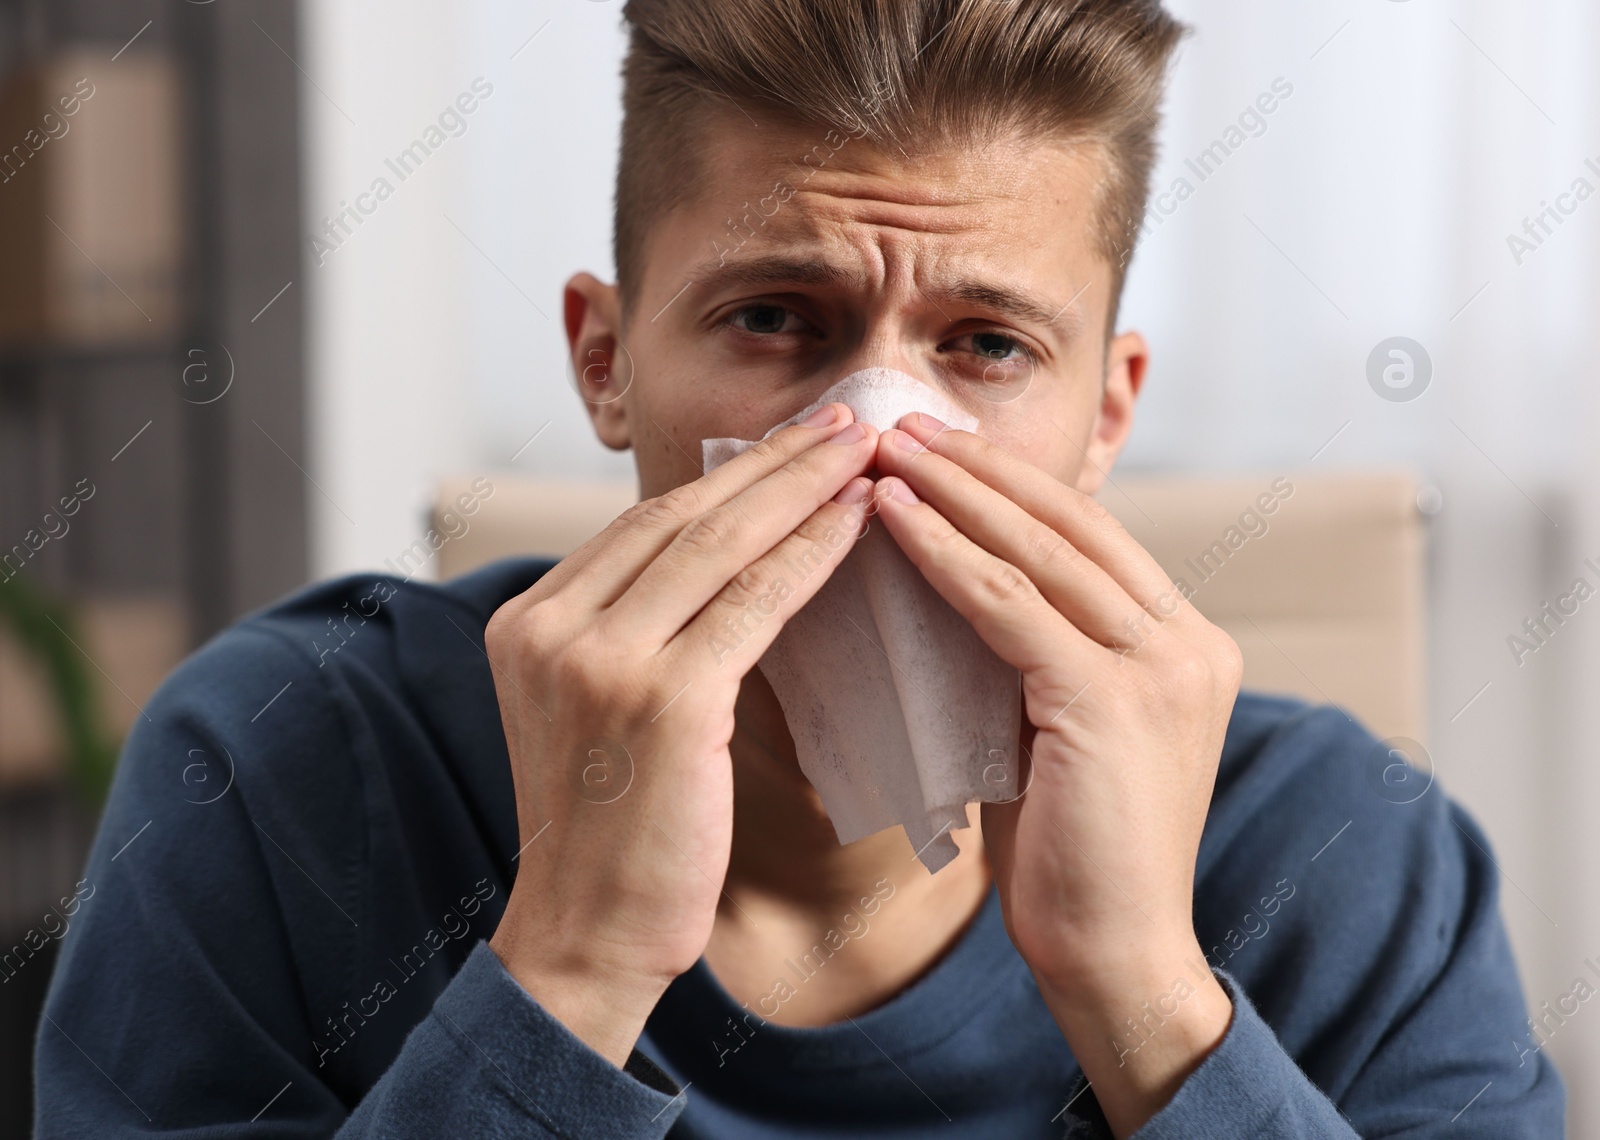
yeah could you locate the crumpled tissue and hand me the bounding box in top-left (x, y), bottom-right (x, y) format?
top-left (702, 368), bottom-right (1022, 873)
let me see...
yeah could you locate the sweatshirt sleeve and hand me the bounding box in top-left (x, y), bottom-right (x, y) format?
top-left (32, 619), bottom-right (686, 1138)
top-left (1120, 969), bottom-right (1357, 1138)
top-left (1078, 726), bottom-right (1564, 1138)
top-left (333, 942), bottom-right (685, 1137)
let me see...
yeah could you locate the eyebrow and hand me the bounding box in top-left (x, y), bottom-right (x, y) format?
top-left (688, 255), bottom-right (864, 294)
top-left (943, 280), bottom-right (1075, 333)
top-left (685, 254), bottom-right (1087, 336)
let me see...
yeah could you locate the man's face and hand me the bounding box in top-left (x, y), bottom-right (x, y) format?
top-left (567, 110), bottom-right (1147, 500)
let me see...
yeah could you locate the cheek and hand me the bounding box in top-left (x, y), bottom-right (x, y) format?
top-left (976, 397), bottom-right (1086, 487)
top-left (631, 346), bottom-right (839, 499)
top-left (635, 419), bottom-right (704, 499)
top-left (625, 384), bottom-right (744, 499)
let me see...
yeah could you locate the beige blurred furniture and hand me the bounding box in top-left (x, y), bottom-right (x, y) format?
top-left (433, 471), bottom-right (1427, 744)
top-left (434, 476), bottom-right (640, 575)
top-left (1102, 472), bottom-right (1426, 744)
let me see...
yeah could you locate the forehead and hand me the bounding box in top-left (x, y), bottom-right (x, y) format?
top-left (693, 108), bottom-right (1103, 212)
top-left (654, 109), bottom-right (1111, 298)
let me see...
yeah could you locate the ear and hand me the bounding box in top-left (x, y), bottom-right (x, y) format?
top-left (1073, 329), bottom-right (1148, 496)
top-left (563, 272), bottom-right (633, 451)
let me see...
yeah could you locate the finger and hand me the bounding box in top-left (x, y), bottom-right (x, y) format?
top-left (876, 429), bottom-right (1153, 651)
top-left (519, 403), bottom-right (858, 617)
top-left (660, 481), bottom-right (877, 678)
top-left (601, 422), bottom-right (880, 648)
top-left (871, 479), bottom-right (1108, 689)
top-left (893, 414), bottom-right (1187, 618)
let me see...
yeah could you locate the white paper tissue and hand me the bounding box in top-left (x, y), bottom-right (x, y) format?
top-left (702, 368), bottom-right (1022, 873)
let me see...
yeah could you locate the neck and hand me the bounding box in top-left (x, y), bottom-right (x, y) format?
top-left (723, 668), bottom-right (989, 905)
top-left (707, 669), bottom-right (992, 1024)
top-left (707, 662), bottom-right (992, 1031)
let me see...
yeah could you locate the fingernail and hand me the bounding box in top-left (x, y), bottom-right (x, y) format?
top-left (886, 477), bottom-right (919, 504)
top-left (911, 412), bottom-right (945, 433)
top-left (890, 428), bottom-right (923, 453)
top-left (833, 477), bottom-right (871, 505)
top-left (829, 422), bottom-right (867, 445)
top-left (802, 404), bottom-right (839, 427)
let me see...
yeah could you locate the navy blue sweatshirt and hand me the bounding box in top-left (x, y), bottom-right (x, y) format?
top-left (33, 557), bottom-right (1565, 1137)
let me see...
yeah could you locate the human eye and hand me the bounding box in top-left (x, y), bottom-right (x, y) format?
top-left (721, 302), bottom-right (814, 337)
top-left (946, 329), bottom-right (1038, 364)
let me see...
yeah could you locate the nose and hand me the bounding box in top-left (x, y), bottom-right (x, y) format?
top-left (830, 328), bottom-right (927, 397)
top-left (809, 365), bottom-right (972, 439)
top-left (821, 280), bottom-right (924, 380)
top-left (824, 348), bottom-right (962, 430)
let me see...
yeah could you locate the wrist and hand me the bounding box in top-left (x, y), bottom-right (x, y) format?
top-left (490, 904), bottom-right (672, 1069)
top-left (1032, 927), bottom-right (1216, 1007)
top-left (1032, 932), bottom-right (1232, 1138)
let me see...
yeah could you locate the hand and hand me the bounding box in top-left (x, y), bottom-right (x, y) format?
top-left (873, 412), bottom-right (1243, 1137)
top-left (485, 404), bottom-right (879, 1067)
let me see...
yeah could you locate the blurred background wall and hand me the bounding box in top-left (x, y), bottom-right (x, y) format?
top-left (1, 0), bottom-right (1597, 1135)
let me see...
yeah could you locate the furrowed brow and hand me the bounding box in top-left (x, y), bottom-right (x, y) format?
top-left (685, 255), bottom-right (867, 295)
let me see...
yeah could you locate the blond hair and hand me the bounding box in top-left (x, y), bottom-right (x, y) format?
top-left (614, 0), bottom-right (1187, 333)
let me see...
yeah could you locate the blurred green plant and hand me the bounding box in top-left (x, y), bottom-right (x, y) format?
top-left (0, 574), bottom-right (119, 806)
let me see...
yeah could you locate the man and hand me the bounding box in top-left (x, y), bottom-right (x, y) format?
top-left (35, 0), bottom-right (1565, 1136)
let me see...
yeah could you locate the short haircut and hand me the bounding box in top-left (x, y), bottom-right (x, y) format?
top-left (614, 0), bottom-right (1187, 335)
